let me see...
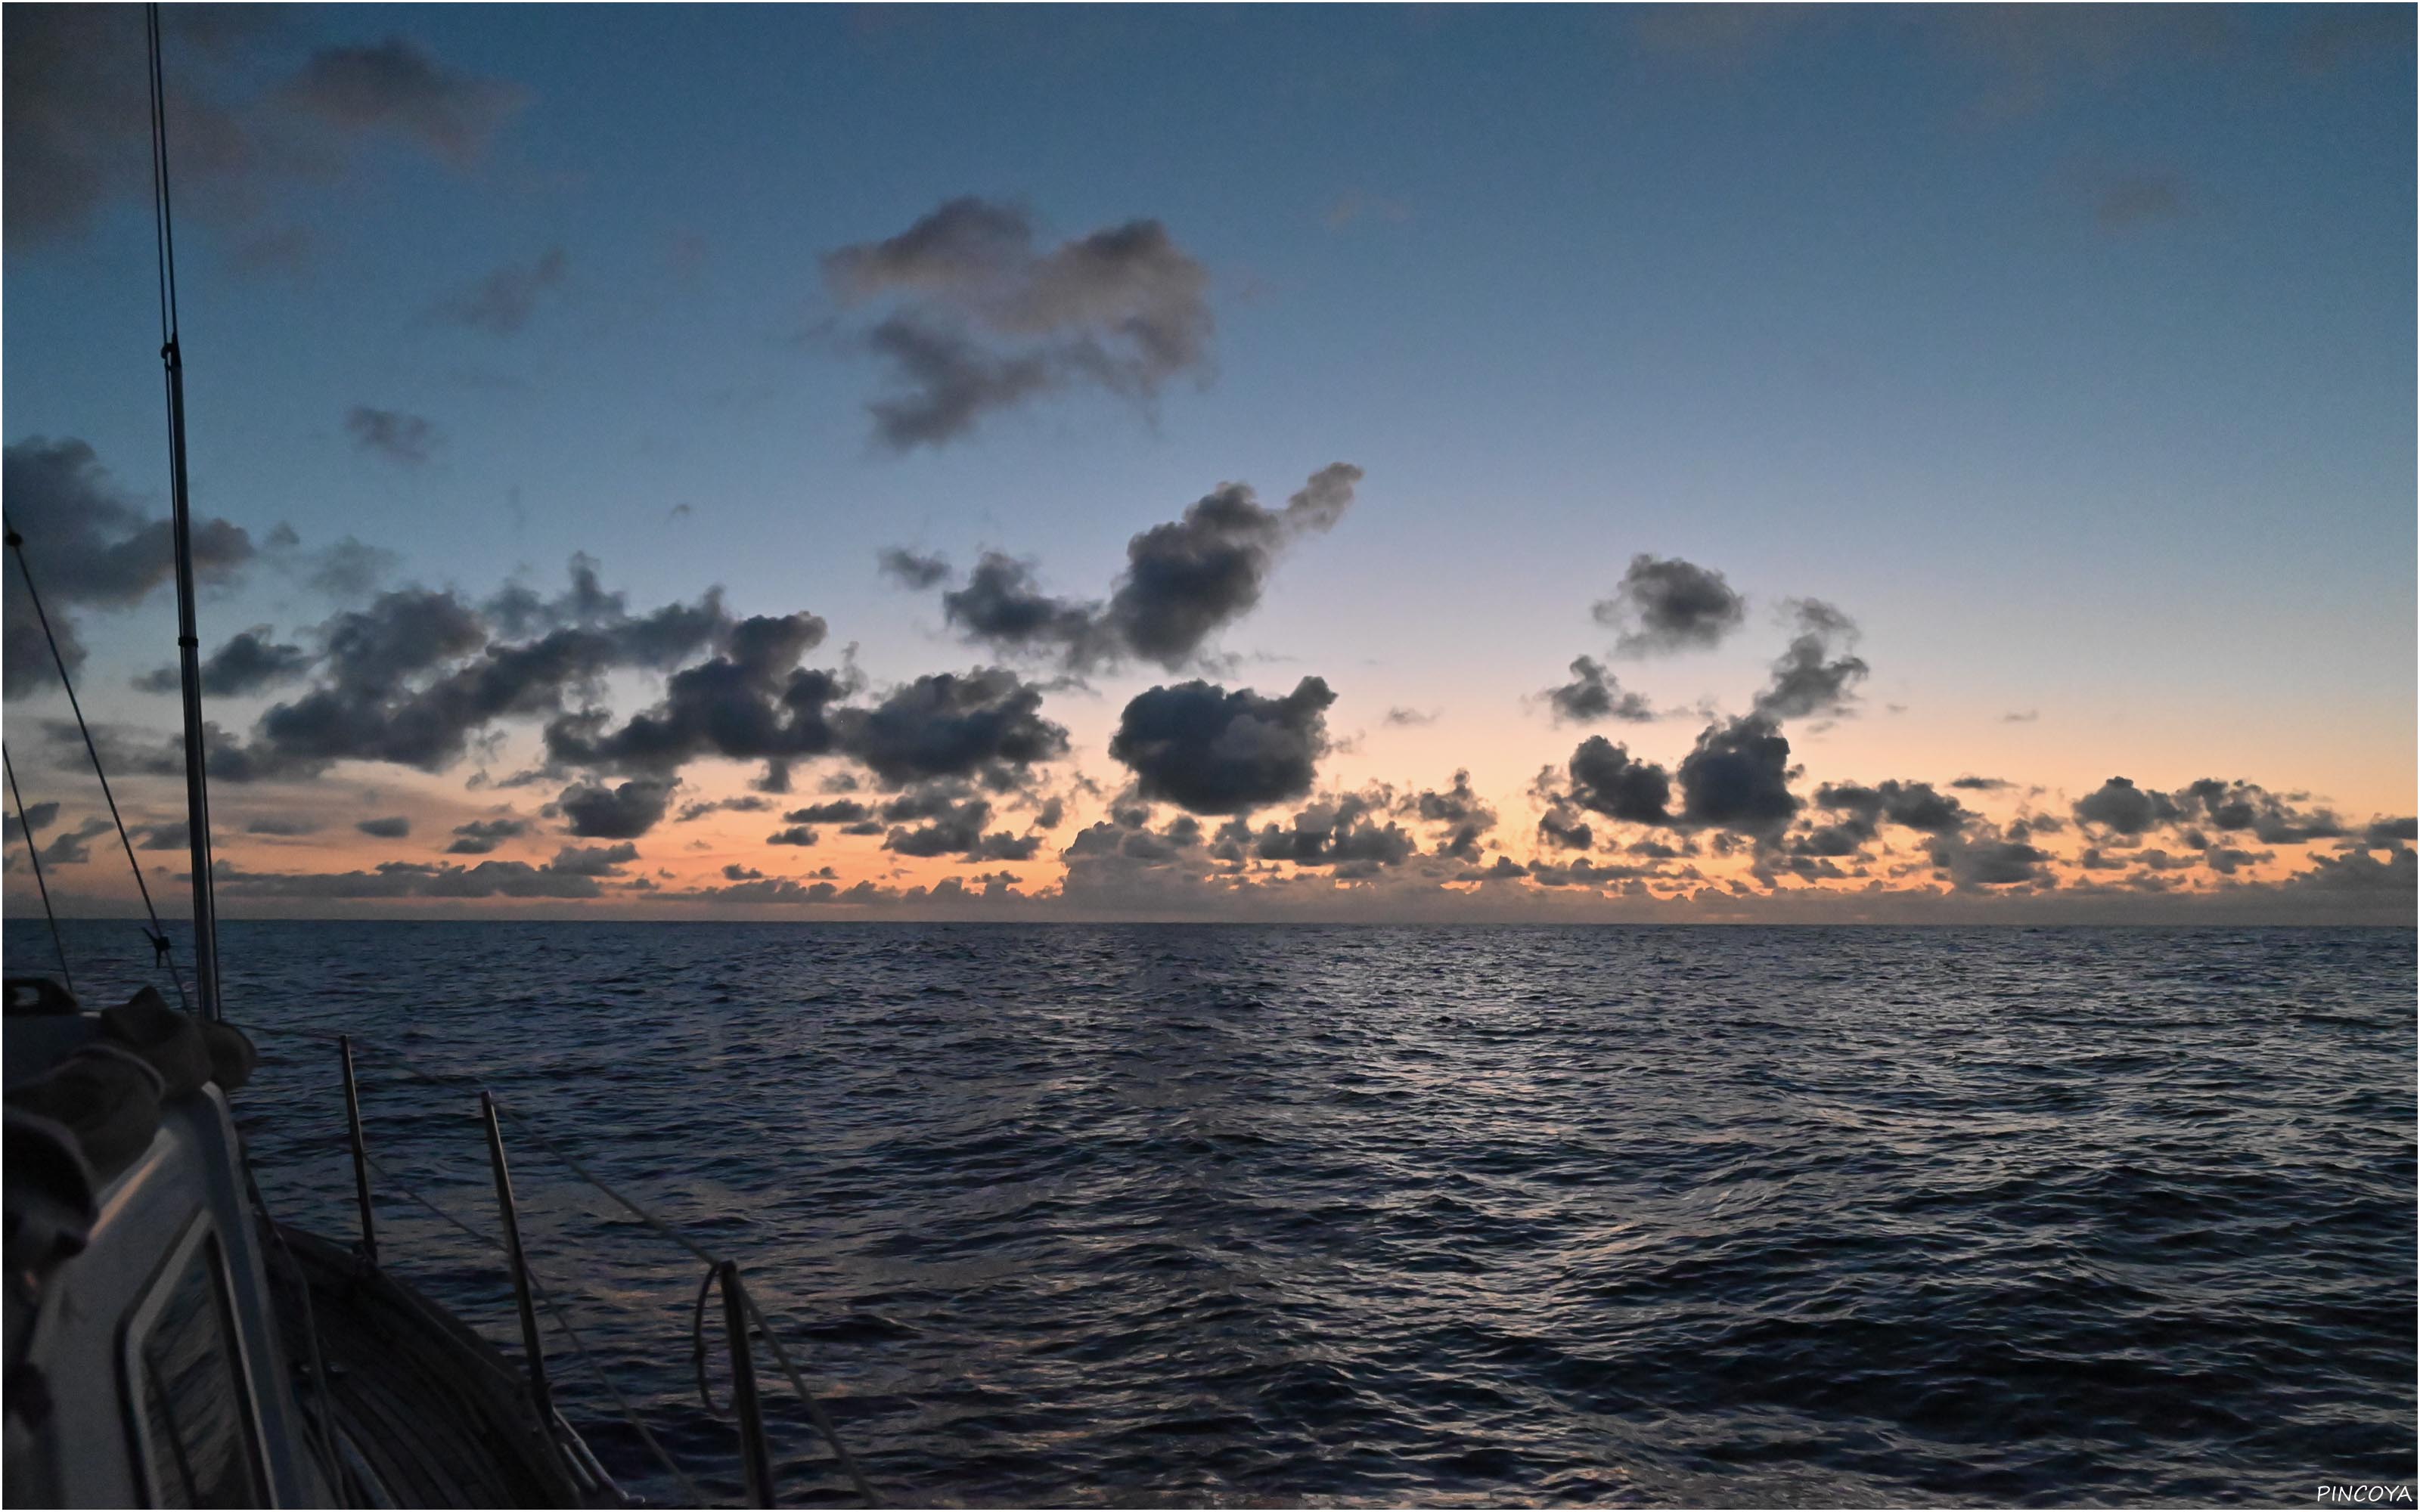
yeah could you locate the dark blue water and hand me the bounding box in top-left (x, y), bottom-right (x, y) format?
top-left (14, 921), bottom-right (2415, 1505)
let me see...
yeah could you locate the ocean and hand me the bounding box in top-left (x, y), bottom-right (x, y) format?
top-left (11, 920), bottom-right (2415, 1505)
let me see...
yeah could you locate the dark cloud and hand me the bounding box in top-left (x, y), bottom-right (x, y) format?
top-left (941, 553), bottom-right (1106, 662)
top-left (1109, 677), bottom-right (1336, 816)
top-left (544, 612), bottom-right (841, 780)
top-left (2172, 778), bottom-right (2345, 844)
top-left (550, 841), bottom-right (637, 877)
top-left (767, 826), bottom-right (820, 847)
top-left (1246, 792), bottom-right (1416, 875)
top-left (135, 627), bottom-right (313, 697)
top-left (2, 800), bottom-right (60, 844)
top-left (1543, 655), bottom-right (1656, 724)
top-left (782, 800), bottom-right (870, 824)
top-left (1382, 707), bottom-right (1436, 727)
top-left (355, 815), bottom-right (411, 839)
top-left (134, 820), bottom-right (188, 851)
top-left (5, 10), bottom-right (521, 249)
top-left (346, 406), bottom-right (439, 465)
top-left (1413, 770), bottom-right (1497, 862)
top-left (1813, 779), bottom-right (1972, 841)
top-left (215, 856), bottom-right (605, 900)
top-left (675, 795), bottom-right (773, 823)
top-left (1753, 601), bottom-right (1869, 722)
top-left (445, 816), bottom-right (527, 854)
top-left (1592, 555), bottom-right (1745, 655)
top-left (1537, 807), bottom-right (1595, 852)
top-left (824, 197), bottom-right (1212, 448)
top-left (556, 777), bottom-right (676, 839)
top-left (37, 817), bottom-right (111, 866)
top-left (259, 576), bottom-right (734, 776)
top-left (876, 547), bottom-right (953, 590)
top-left (245, 814), bottom-right (321, 837)
top-left (1930, 827), bottom-right (2053, 891)
top-left (3, 438), bottom-right (255, 696)
top-left (1564, 736), bottom-right (1674, 826)
top-left (2363, 817), bottom-right (2418, 847)
top-left (935, 466), bottom-right (1363, 673)
top-left (1677, 716), bottom-right (1799, 836)
top-left (1950, 775), bottom-right (2012, 792)
top-left (431, 247), bottom-right (567, 335)
top-left (833, 668), bottom-right (1069, 787)
top-left (2071, 776), bottom-right (2181, 837)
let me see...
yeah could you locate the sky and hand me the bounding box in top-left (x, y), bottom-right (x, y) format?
top-left (2, 2), bottom-right (2413, 923)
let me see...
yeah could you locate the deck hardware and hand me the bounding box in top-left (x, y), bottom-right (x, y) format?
top-left (339, 1036), bottom-right (377, 1266)
top-left (481, 1092), bottom-right (554, 1420)
top-left (719, 1262), bottom-right (777, 1507)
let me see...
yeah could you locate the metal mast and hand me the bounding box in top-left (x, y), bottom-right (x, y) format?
top-left (147, 3), bottom-right (221, 1018)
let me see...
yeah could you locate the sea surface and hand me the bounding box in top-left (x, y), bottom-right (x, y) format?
top-left (12, 921), bottom-right (2416, 1506)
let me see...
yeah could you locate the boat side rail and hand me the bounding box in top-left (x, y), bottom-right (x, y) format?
top-left (254, 1026), bottom-right (876, 1508)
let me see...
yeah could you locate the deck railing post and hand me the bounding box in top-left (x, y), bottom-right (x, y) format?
top-left (719, 1262), bottom-right (777, 1507)
top-left (338, 1035), bottom-right (377, 1266)
top-left (480, 1091), bottom-right (554, 1421)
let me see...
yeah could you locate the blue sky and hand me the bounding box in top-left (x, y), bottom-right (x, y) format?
top-left (3, 4), bottom-right (2412, 920)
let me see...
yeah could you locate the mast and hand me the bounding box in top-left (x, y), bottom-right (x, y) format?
top-left (149, 4), bottom-right (221, 1018)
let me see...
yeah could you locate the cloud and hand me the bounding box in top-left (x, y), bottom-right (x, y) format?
top-left (543, 612), bottom-right (841, 780)
top-left (2, 801), bottom-right (60, 844)
top-left (245, 814), bottom-right (321, 837)
top-left (935, 464), bottom-right (1364, 671)
top-left (215, 856), bottom-right (607, 900)
top-left (555, 776), bottom-right (677, 838)
top-left (432, 248), bottom-right (567, 335)
top-left (2001, 709), bottom-right (2040, 723)
top-left (780, 800), bottom-right (870, 823)
top-left (1753, 600), bottom-right (1869, 722)
top-left (134, 820), bottom-right (189, 851)
top-left (1382, 707), bottom-right (1436, 727)
top-left (832, 668), bottom-right (1069, 788)
top-left (766, 826), bottom-right (820, 847)
top-left (1242, 791), bottom-right (1416, 875)
top-left (674, 795), bottom-right (773, 823)
top-left (1812, 780), bottom-right (1972, 844)
top-left (445, 816), bottom-right (527, 854)
top-left (876, 547), bottom-right (953, 590)
top-left (1951, 775), bottom-right (2012, 791)
top-left (4, 10), bottom-right (523, 250)
top-left (1413, 770), bottom-right (1497, 862)
top-left (135, 627), bottom-right (313, 697)
top-left (1109, 677), bottom-right (1336, 816)
top-left (3, 438), bottom-right (255, 697)
top-left (1563, 736), bottom-right (1673, 826)
top-left (346, 406), bottom-right (439, 465)
top-left (2071, 776), bottom-right (2181, 836)
top-left (37, 817), bottom-right (112, 866)
top-left (280, 37), bottom-right (523, 164)
top-left (244, 563), bottom-right (737, 776)
top-left (1593, 555), bottom-right (1746, 655)
top-left (1543, 655), bottom-right (1657, 724)
top-left (355, 815), bottom-right (411, 839)
top-left (1676, 715), bottom-right (1799, 836)
top-left (550, 841), bottom-right (637, 877)
top-left (824, 197), bottom-right (1212, 448)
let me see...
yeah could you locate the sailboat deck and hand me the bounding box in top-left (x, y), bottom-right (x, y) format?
top-left (265, 1224), bottom-right (587, 1508)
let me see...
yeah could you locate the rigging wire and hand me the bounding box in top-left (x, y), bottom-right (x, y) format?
top-left (144, 0), bottom-right (223, 1019)
top-left (2, 526), bottom-right (192, 1011)
top-left (5, 746), bottom-right (76, 996)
